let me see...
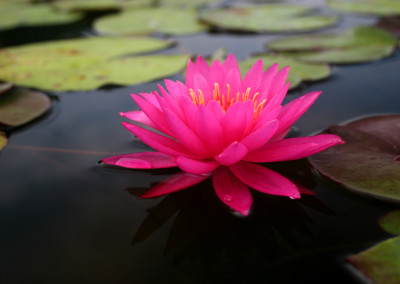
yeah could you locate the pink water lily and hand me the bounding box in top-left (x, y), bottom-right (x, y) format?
top-left (102, 54), bottom-right (343, 216)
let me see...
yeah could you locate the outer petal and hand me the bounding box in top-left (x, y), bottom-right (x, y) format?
top-left (176, 156), bottom-right (219, 175)
top-left (276, 91), bottom-right (321, 135)
top-left (213, 166), bottom-right (253, 216)
top-left (229, 161), bottom-right (300, 199)
top-left (244, 134), bottom-right (344, 163)
top-left (119, 110), bottom-right (157, 129)
top-left (141, 171), bottom-right (208, 198)
top-left (268, 66), bottom-right (290, 99)
top-left (102, 152), bottom-right (177, 169)
top-left (242, 59), bottom-right (263, 93)
top-left (215, 141), bottom-right (248, 166)
top-left (241, 119), bottom-right (279, 152)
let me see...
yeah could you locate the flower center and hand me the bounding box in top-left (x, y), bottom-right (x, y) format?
top-left (189, 83), bottom-right (267, 118)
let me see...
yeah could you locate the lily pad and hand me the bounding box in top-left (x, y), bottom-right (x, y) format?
top-left (198, 4), bottom-right (338, 33)
top-left (309, 115), bottom-right (400, 203)
top-left (268, 26), bottom-right (397, 64)
top-left (0, 131), bottom-right (7, 150)
top-left (158, 0), bottom-right (215, 7)
top-left (328, 0), bottom-right (400, 16)
top-left (378, 210), bottom-right (400, 235)
top-left (0, 37), bottom-right (188, 91)
top-left (0, 3), bottom-right (82, 30)
top-left (377, 17), bottom-right (400, 38)
top-left (347, 236), bottom-right (400, 284)
top-left (238, 54), bottom-right (331, 89)
top-left (0, 83), bottom-right (13, 95)
top-left (94, 8), bottom-right (208, 36)
top-left (0, 87), bottom-right (50, 127)
top-left (54, 0), bottom-right (152, 11)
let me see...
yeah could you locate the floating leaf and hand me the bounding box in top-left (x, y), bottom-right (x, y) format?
top-left (0, 82), bottom-right (13, 95)
top-left (54, 0), bottom-right (152, 11)
top-left (378, 210), bottom-right (400, 235)
top-left (328, 0), bottom-right (400, 16)
top-left (198, 5), bottom-right (338, 33)
top-left (94, 8), bottom-right (208, 36)
top-left (0, 37), bottom-right (188, 91)
top-left (268, 26), bottom-right (397, 64)
top-left (348, 236), bottom-right (400, 284)
top-left (0, 87), bottom-right (50, 126)
top-left (377, 16), bottom-right (400, 38)
top-left (158, 0), bottom-right (215, 7)
top-left (0, 131), bottom-right (7, 150)
top-left (238, 54), bottom-right (331, 89)
top-left (0, 3), bottom-right (82, 30)
top-left (309, 115), bottom-right (400, 203)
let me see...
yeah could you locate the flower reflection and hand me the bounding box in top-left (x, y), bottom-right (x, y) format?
top-left (128, 160), bottom-right (334, 267)
top-left (103, 54), bottom-right (343, 215)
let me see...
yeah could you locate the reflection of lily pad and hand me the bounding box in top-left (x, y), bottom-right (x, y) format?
top-left (0, 37), bottom-right (188, 91)
top-left (94, 8), bottom-right (208, 36)
top-left (0, 88), bottom-right (50, 126)
top-left (0, 3), bottom-right (82, 30)
top-left (198, 5), bottom-right (338, 33)
top-left (54, 0), bottom-right (152, 11)
top-left (347, 236), bottom-right (400, 284)
top-left (0, 131), bottom-right (7, 150)
top-left (238, 54), bottom-right (331, 89)
top-left (268, 26), bottom-right (397, 64)
top-left (379, 210), bottom-right (400, 235)
top-left (328, 0), bottom-right (400, 16)
top-left (309, 115), bottom-right (400, 203)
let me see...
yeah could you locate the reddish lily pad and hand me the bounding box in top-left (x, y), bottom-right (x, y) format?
top-left (0, 131), bottom-right (7, 150)
top-left (0, 87), bottom-right (50, 126)
top-left (309, 115), bottom-right (400, 203)
top-left (378, 210), bottom-right (400, 235)
top-left (347, 236), bottom-right (400, 284)
top-left (377, 17), bottom-right (400, 38)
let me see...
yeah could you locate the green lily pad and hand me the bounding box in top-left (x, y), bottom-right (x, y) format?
top-left (0, 3), bottom-right (82, 30)
top-left (94, 8), bottom-right (208, 36)
top-left (158, 0), bottom-right (215, 7)
top-left (0, 131), bottom-right (7, 150)
top-left (328, 0), bottom-right (400, 16)
top-left (347, 236), bottom-right (400, 284)
top-left (268, 26), bottom-right (397, 64)
top-left (54, 0), bottom-right (152, 11)
top-left (198, 5), bottom-right (338, 33)
top-left (0, 87), bottom-right (50, 126)
top-left (309, 115), bottom-right (400, 203)
top-left (0, 37), bottom-right (188, 91)
top-left (238, 54), bottom-right (331, 89)
top-left (379, 210), bottom-right (400, 235)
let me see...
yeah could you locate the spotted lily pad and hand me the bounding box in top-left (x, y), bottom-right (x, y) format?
top-left (238, 54), bottom-right (331, 89)
top-left (198, 4), bottom-right (338, 33)
top-left (0, 3), bottom-right (82, 30)
top-left (94, 8), bottom-right (208, 36)
top-left (309, 115), bottom-right (400, 203)
top-left (268, 26), bottom-right (397, 64)
top-left (53, 0), bottom-right (152, 11)
top-left (0, 87), bottom-right (50, 126)
top-left (0, 37), bottom-right (188, 91)
top-left (347, 236), bottom-right (400, 284)
top-left (328, 0), bottom-right (400, 16)
top-left (378, 210), bottom-right (400, 235)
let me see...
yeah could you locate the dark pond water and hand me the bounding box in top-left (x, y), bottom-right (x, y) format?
top-left (1, 6), bottom-right (400, 284)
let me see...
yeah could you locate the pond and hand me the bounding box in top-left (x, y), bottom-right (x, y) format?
top-left (1, 1), bottom-right (400, 283)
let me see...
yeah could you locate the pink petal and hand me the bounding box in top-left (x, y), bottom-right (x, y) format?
top-left (176, 156), bottom-right (219, 175)
top-left (195, 105), bottom-right (224, 154)
top-left (157, 84), bottom-right (184, 120)
top-left (122, 122), bottom-right (195, 158)
top-left (213, 166), bottom-right (252, 216)
top-left (164, 109), bottom-right (211, 157)
top-left (215, 141), bottom-right (248, 166)
top-left (208, 60), bottom-right (226, 87)
top-left (222, 53), bottom-right (239, 72)
top-left (277, 91), bottom-right (321, 134)
top-left (241, 119), bottom-right (279, 151)
top-left (268, 66), bottom-right (290, 98)
top-left (102, 152), bottom-right (177, 169)
top-left (119, 110), bottom-right (157, 129)
top-left (244, 134), bottom-right (344, 163)
top-left (221, 101), bottom-right (254, 145)
top-left (252, 104), bottom-right (281, 132)
top-left (222, 67), bottom-right (242, 99)
top-left (207, 100), bottom-right (224, 121)
top-left (193, 73), bottom-right (212, 102)
top-left (242, 59), bottom-right (263, 93)
top-left (229, 161), bottom-right (300, 199)
top-left (258, 63), bottom-right (279, 101)
top-left (141, 171), bottom-right (208, 198)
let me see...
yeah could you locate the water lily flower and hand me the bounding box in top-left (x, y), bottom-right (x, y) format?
top-left (102, 54), bottom-right (343, 216)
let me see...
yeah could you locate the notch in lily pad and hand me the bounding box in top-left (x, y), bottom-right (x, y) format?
top-left (309, 115), bottom-right (400, 203)
top-left (198, 4), bottom-right (338, 33)
top-left (268, 26), bottom-right (397, 64)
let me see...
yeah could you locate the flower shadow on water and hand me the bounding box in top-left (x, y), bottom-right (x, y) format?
top-left (127, 159), bottom-right (335, 269)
